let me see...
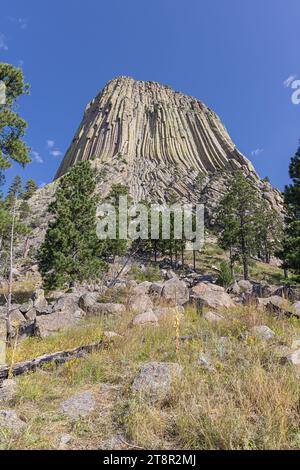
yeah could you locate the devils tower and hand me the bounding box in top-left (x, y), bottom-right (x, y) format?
top-left (53, 76), bottom-right (282, 212)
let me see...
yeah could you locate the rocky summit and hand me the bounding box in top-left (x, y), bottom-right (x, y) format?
top-left (54, 76), bottom-right (281, 209)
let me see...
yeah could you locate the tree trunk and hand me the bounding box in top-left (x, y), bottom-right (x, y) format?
top-left (6, 201), bottom-right (16, 344)
top-left (229, 246), bottom-right (234, 277)
top-left (181, 246), bottom-right (184, 267)
top-left (242, 256), bottom-right (249, 281)
top-left (193, 250), bottom-right (196, 271)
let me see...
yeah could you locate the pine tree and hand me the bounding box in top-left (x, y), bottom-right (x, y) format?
top-left (278, 145), bottom-right (300, 276)
top-left (0, 63), bottom-right (30, 170)
top-left (22, 179), bottom-right (38, 200)
top-left (217, 171), bottom-right (262, 280)
top-left (38, 161), bottom-right (108, 290)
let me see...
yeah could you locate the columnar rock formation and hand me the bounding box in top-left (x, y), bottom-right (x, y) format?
top-left (54, 76), bottom-right (282, 211)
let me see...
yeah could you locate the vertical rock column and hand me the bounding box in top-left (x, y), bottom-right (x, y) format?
top-left (0, 312), bottom-right (6, 365)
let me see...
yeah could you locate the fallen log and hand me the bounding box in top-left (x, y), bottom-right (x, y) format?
top-left (266, 302), bottom-right (300, 320)
top-left (0, 340), bottom-right (105, 381)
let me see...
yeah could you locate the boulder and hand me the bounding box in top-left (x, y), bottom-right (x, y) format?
top-left (34, 309), bottom-right (84, 338)
top-left (238, 280), bottom-right (253, 294)
top-left (191, 282), bottom-right (234, 309)
top-left (149, 282), bottom-right (164, 297)
top-left (24, 308), bottom-right (37, 321)
top-left (52, 294), bottom-right (80, 313)
top-left (0, 379), bottom-right (17, 405)
top-left (60, 391), bottom-right (96, 419)
top-left (292, 302), bottom-right (300, 315)
top-left (132, 362), bottom-right (183, 402)
top-left (32, 288), bottom-right (45, 304)
top-left (128, 294), bottom-right (153, 314)
top-left (131, 311), bottom-right (158, 326)
top-left (86, 303), bottom-right (126, 317)
top-left (9, 308), bottom-right (26, 325)
top-left (78, 293), bottom-right (98, 313)
top-left (251, 325), bottom-right (275, 342)
top-left (161, 278), bottom-right (189, 305)
top-left (0, 410), bottom-right (26, 434)
top-left (258, 296), bottom-right (286, 309)
top-left (19, 299), bottom-right (34, 314)
top-left (133, 281), bottom-right (152, 295)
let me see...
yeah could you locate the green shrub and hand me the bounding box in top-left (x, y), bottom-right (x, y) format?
top-left (217, 261), bottom-right (234, 288)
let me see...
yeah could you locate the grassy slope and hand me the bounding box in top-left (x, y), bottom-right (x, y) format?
top-left (2, 302), bottom-right (300, 450)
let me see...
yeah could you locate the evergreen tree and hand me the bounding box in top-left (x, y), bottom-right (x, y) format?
top-left (278, 145), bottom-right (300, 276)
top-left (0, 63), bottom-right (30, 170)
top-left (217, 171), bottom-right (262, 280)
top-left (256, 200), bottom-right (283, 264)
top-left (22, 179), bottom-right (38, 200)
top-left (38, 161), bottom-right (108, 290)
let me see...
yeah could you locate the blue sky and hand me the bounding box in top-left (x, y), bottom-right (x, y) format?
top-left (1, 0), bottom-right (300, 192)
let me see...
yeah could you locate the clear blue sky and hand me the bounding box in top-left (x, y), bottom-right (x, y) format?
top-left (1, 0), bottom-right (300, 192)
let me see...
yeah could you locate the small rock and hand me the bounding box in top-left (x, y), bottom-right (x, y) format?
top-left (285, 349), bottom-right (300, 367)
top-left (132, 311), bottom-right (158, 326)
top-left (132, 362), bottom-right (183, 402)
top-left (197, 356), bottom-right (216, 372)
top-left (0, 410), bottom-right (26, 434)
top-left (58, 433), bottom-right (72, 449)
top-left (251, 325), bottom-right (275, 342)
top-left (103, 331), bottom-right (123, 339)
top-left (60, 391), bottom-right (96, 419)
top-left (0, 379), bottom-right (17, 405)
top-left (292, 302), bottom-right (300, 315)
top-left (203, 311), bottom-right (225, 323)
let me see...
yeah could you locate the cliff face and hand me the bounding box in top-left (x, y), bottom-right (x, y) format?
top-left (56, 76), bottom-right (255, 183)
top-left (55, 77), bottom-right (279, 205)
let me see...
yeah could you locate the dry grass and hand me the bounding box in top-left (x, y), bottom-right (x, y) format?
top-left (2, 303), bottom-right (300, 450)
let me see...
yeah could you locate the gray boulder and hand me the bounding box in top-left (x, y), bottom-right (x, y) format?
top-left (19, 299), bottom-right (34, 314)
top-left (78, 293), bottom-right (98, 313)
top-left (162, 278), bottom-right (189, 305)
top-left (86, 303), bottom-right (126, 317)
top-left (128, 294), bottom-right (153, 314)
top-left (131, 311), bottom-right (158, 326)
top-left (251, 325), bottom-right (275, 342)
top-left (60, 391), bottom-right (96, 419)
top-left (0, 379), bottom-right (17, 405)
top-left (191, 282), bottom-right (234, 309)
top-left (132, 362), bottom-right (183, 402)
top-left (34, 309), bottom-right (84, 338)
top-left (0, 410), bottom-right (26, 434)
